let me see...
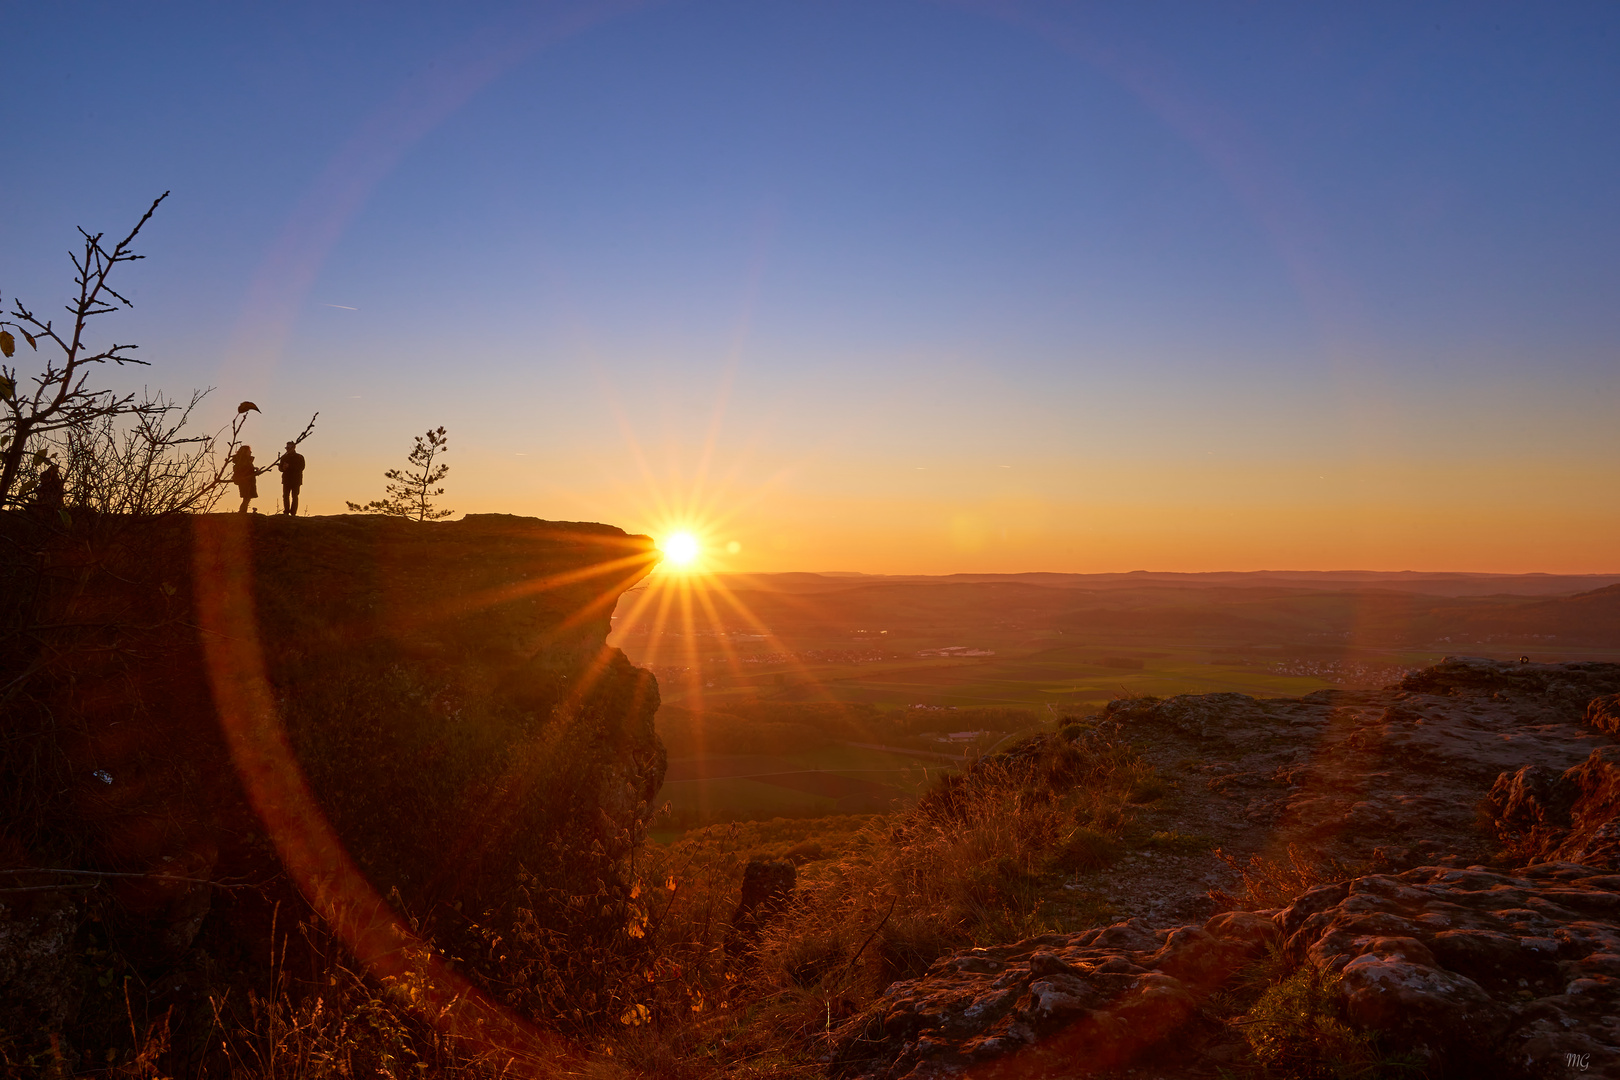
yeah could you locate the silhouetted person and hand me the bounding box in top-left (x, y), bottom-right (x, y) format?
top-left (277, 440), bottom-right (305, 515)
top-left (32, 462), bottom-right (64, 515)
top-left (231, 446), bottom-right (257, 513)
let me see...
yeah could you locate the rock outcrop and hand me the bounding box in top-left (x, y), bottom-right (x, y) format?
top-left (729, 858), bottom-right (799, 950)
top-left (832, 863), bottom-right (1620, 1079)
top-left (829, 656), bottom-right (1620, 1078)
top-left (831, 910), bottom-right (1278, 1079)
top-left (1589, 693), bottom-right (1620, 736)
top-left (1278, 862), bottom-right (1620, 1076)
top-left (1060, 657), bottom-right (1620, 925)
top-left (1489, 748), bottom-right (1620, 870)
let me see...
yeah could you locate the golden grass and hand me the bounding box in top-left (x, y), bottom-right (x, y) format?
top-left (1211, 843), bottom-right (1361, 911)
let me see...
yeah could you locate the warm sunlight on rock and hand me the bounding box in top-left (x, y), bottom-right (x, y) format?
top-left (661, 531), bottom-right (700, 567)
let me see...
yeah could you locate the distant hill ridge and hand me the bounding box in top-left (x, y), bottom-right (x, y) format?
top-left (734, 570), bottom-right (1620, 598)
top-left (659, 571), bottom-right (1620, 649)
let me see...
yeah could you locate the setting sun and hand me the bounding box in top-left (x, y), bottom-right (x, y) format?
top-left (661, 531), bottom-right (700, 567)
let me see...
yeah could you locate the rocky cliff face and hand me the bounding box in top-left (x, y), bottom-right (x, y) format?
top-left (0, 512), bottom-right (664, 1036)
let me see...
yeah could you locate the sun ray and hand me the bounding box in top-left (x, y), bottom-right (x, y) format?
top-left (702, 576), bottom-right (852, 706)
top-left (690, 578), bottom-right (742, 684)
top-left (577, 301), bottom-right (935, 731)
top-left (446, 548), bottom-right (657, 614)
top-left (544, 566), bottom-right (667, 644)
top-left (637, 591), bottom-right (668, 670)
top-left (677, 575), bottom-right (703, 713)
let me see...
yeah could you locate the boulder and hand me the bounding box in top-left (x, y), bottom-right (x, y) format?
top-left (1588, 693), bottom-right (1620, 736)
top-left (830, 912), bottom-right (1275, 1078)
top-left (1556, 747), bottom-right (1620, 868)
top-left (1488, 746), bottom-right (1620, 870)
top-left (835, 863), bottom-right (1620, 1078)
top-left (1487, 764), bottom-right (1579, 831)
top-left (1277, 863), bottom-right (1620, 1077)
top-left (729, 858), bottom-right (797, 948)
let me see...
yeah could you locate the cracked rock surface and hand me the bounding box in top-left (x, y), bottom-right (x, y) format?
top-left (832, 863), bottom-right (1620, 1079)
top-left (1055, 657), bottom-right (1620, 926)
top-left (830, 658), bottom-right (1620, 1079)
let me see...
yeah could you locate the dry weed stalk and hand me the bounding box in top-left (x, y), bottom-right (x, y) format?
top-left (1211, 843), bottom-right (1359, 910)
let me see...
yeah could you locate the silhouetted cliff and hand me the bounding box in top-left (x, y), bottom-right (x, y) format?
top-left (0, 511), bottom-right (664, 1043)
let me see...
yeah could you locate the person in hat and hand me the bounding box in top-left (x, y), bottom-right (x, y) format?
top-left (277, 440), bottom-right (306, 516)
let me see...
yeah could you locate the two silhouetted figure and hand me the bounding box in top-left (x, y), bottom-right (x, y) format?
top-left (231, 441), bottom-right (307, 514)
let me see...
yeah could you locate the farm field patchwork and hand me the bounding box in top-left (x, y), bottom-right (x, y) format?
top-left (669, 645), bottom-right (1396, 714)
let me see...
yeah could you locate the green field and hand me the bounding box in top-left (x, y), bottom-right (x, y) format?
top-left (656, 743), bottom-right (952, 829)
top-left (714, 647), bottom-right (1341, 710)
top-left (647, 643), bottom-right (1439, 715)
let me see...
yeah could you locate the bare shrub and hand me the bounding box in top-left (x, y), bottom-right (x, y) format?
top-left (1, 195), bottom-right (171, 507)
top-left (46, 390), bottom-right (225, 514)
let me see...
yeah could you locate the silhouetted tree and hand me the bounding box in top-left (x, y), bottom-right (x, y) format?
top-left (346, 426), bottom-right (453, 521)
top-left (0, 194), bottom-right (172, 507)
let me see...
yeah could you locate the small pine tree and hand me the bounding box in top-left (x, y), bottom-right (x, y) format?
top-left (346, 426), bottom-right (453, 521)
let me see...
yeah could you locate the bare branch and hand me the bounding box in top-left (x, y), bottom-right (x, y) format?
top-left (255, 413), bottom-right (320, 476)
top-left (0, 194), bottom-right (173, 506)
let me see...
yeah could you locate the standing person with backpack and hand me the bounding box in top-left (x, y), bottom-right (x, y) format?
top-left (277, 440), bottom-right (306, 516)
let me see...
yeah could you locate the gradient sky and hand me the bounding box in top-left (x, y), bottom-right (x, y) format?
top-left (5, 1), bottom-right (1617, 573)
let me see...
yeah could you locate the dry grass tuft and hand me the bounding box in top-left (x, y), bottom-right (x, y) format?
top-left (1212, 844), bottom-right (1359, 911)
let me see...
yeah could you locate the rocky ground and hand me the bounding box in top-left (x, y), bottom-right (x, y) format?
top-left (829, 658), bottom-right (1620, 1079)
top-left (1053, 658), bottom-right (1620, 926)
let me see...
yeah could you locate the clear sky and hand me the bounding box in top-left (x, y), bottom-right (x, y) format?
top-left (4, 1), bottom-right (1617, 573)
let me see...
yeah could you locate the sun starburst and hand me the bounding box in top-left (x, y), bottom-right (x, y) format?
top-left (660, 530), bottom-right (701, 569)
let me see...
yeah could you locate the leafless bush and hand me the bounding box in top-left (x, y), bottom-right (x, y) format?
top-left (1, 194), bottom-right (171, 507)
top-left (44, 390), bottom-right (225, 514)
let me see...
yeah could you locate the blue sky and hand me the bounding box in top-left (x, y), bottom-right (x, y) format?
top-left (4, 1), bottom-right (1617, 570)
